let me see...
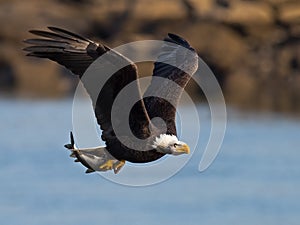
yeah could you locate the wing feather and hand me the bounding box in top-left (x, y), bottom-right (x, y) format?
top-left (143, 33), bottom-right (198, 135)
top-left (24, 27), bottom-right (156, 162)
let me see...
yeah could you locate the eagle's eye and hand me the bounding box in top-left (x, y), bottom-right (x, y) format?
top-left (173, 143), bottom-right (178, 148)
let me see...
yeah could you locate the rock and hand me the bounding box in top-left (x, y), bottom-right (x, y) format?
top-left (134, 1), bottom-right (185, 20)
top-left (279, 2), bottom-right (300, 24)
top-left (0, 0), bottom-right (299, 113)
top-left (216, 1), bottom-right (274, 25)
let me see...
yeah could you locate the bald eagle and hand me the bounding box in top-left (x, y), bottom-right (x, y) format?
top-left (24, 27), bottom-right (198, 174)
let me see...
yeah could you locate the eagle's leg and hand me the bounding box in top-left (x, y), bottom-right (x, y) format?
top-left (98, 159), bottom-right (125, 174)
top-left (113, 160), bottom-right (125, 174)
top-left (98, 160), bottom-right (114, 170)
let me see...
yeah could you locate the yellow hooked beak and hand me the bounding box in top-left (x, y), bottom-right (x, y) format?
top-left (176, 143), bottom-right (190, 154)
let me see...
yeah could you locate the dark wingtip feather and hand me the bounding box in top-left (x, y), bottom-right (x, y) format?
top-left (29, 29), bottom-right (44, 36)
top-left (167, 33), bottom-right (191, 48)
top-left (28, 29), bottom-right (78, 42)
top-left (22, 46), bottom-right (64, 53)
top-left (47, 26), bottom-right (91, 42)
top-left (22, 47), bottom-right (30, 52)
top-left (23, 39), bottom-right (29, 44)
top-left (25, 52), bottom-right (48, 57)
top-left (23, 38), bottom-right (68, 45)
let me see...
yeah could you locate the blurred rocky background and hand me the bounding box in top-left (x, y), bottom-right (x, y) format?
top-left (0, 0), bottom-right (300, 113)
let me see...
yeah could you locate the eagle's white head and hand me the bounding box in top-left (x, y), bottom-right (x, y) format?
top-left (152, 134), bottom-right (190, 155)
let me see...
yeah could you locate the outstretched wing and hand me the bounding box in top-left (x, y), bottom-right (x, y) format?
top-left (143, 33), bottom-right (198, 135)
top-left (24, 27), bottom-right (151, 152)
top-left (24, 26), bottom-right (102, 76)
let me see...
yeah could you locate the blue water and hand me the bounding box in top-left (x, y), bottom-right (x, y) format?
top-left (1, 99), bottom-right (300, 225)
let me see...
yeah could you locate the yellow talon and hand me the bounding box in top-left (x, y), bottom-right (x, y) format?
top-left (113, 160), bottom-right (125, 174)
top-left (99, 160), bottom-right (114, 171)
